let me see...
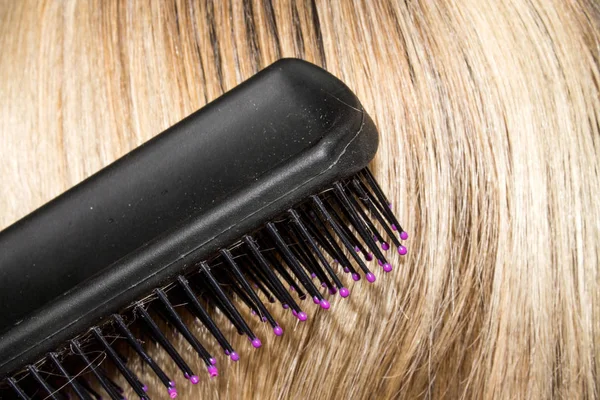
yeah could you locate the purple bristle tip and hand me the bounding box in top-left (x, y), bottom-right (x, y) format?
top-left (224, 349), bottom-right (230, 355)
top-left (354, 246), bottom-right (361, 253)
top-left (311, 273), bottom-right (317, 278)
top-left (366, 272), bottom-right (376, 283)
top-left (383, 263), bottom-right (393, 272)
top-left (381, 242), bottom-right (390, 251)
top-left (274, 325), bottom-right (284, 336)
top-left (352, 273), bottom-right (360, 281)
top-left (400, 231), bottom-right (409, 240)
top-left (321, 282), bottom-right (327, 288)
top-left (378, 259), bottom-right (384, 266)
top-left (292, 309), bottom-right (298, 316)
top-left (391, 224), bottom-right (398, 231)
top-left (313, 296), bottom-right (320, 304)
top-left (329, 287), bottom-right (337, 295)
top-left (207, 366), bottom-right (218, 377)
top-left (388, 203), bottom-right (393, 209)
top-left (283, 303), bottom-right (289, 309)
top-left (398, 246), bottom-right (407, 255)
top-left (168, 388), bottom-right (178, 398)
top-left (365, 253), bottom-right (373, 261)
top-left (320, 299), bottom-right (330, 309)
top-left (142, 385), bottom-right (148, 392)
top-left (251, 309), bottom-right (256, 316)
top-left (210, 357), bottom-right (216, 365)
top-left (333, 259), bottom-right (339, 264)
top-left (298, 311), bottom-right (308, 321)
top-left (230, 352), bottom-right (240, 361)
top-left (339, 287), bottom-right (350, 298)
top-left (251, 338), bottom-right (262, 348)
top-left (189, 375), bottom-right (200, 385)
top-left (343, 267), bottom-right (350, 273)
top-left (290, 286), bottom-right (295, 292)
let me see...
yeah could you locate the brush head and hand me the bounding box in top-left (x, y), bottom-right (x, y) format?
top-left (0, 59), bottom-right (377, 376)
top-left (0, 59), bottom-right (408, 399)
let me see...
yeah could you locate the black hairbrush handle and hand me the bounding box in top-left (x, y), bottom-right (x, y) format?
top-left (0, 59), bottom-right (378, 376)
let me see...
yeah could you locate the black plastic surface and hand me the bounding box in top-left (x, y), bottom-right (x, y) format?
top-left (0, 58), bottom-right (378, 376)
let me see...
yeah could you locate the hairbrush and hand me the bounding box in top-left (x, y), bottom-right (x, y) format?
top-left (0, 58), bottom-right (408, 399)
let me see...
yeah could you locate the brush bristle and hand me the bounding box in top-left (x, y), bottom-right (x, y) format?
top-left (2, 168), bottom-right (408, 400)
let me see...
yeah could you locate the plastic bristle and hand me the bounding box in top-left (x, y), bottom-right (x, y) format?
top-left (199, 263), bottom-right (258, 343)
top-left (6, 377), bottom-right (30, 400)
top-left (333, 183), bottom-right (389, 267)
top-left (91, 327), bottom-right (149, 399)
top-left (71, 340), bottom-right (122, 400)
top-left (288, 225), bottom-right (334, 291)
top-left (191, 275), bottom-right (246, 334)
top-left (351, 178), bottom-right (401, 248)
top-left (244, 264), bottom-right (278, 304)
top-left (221, 250), bottom-right (279, 331)
top-left (243, 236), bottom-right (304, 314)
top-left (0, 168), bottom-right (407, 398)
top-left (361, 169), bottom-right (406, 235)
top-left (325, 199), bottom-right (369, 257)
top-left (27, 364), bottom-right (64, 400)
top-left (219, 269), bottom-right (261, 314)
top-left (155, 288), bottom-right (216, 372)
top-left (97, 367), bottom-right (127, 396)
top-left (134, 306), bottom-right (198, 383)
top-left (299, 210), bottom-right (339, 259)
top-left (289, 209), bottom-right (345, 291)
top-left (177, 276), bottom-right (236, 357)
top-left (48, 352), bottom-right (93, 400)
top-left (298, 230), bottom-right (332, 289)
top-left (345, 184), bottom-right (389, 248)
top-left (262, 247), bottom-right (307, 300)
top-left (305, 209), bottom-right (359, 276)
top-left (266, 222), bottom-right (323, 302)
top-left (311, 195), bottom-right (373, 277)
top-left (112, 314), bottom-right (174, 391)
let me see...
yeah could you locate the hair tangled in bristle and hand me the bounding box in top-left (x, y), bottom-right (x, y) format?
top-left (1, 0), bottom-right (599, 398)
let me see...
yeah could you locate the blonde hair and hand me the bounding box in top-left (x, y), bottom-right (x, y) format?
top-left (1, 0), bottom-right (599, 398)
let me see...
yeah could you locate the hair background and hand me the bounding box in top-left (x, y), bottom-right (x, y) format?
top-left (1, 0), bottom-right (599, 399)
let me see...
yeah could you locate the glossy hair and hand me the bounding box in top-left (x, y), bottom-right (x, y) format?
top-left (1, 0), bottom-right (598, 398)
